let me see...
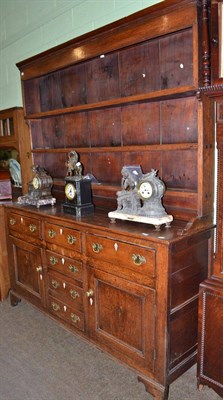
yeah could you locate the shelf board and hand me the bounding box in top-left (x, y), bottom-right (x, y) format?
top-left (25, 86), bottom-right (197, 119)
top-left (32, 143), bottom-right (198, 153)
top-left (0, 138), bottom-right (19, 150)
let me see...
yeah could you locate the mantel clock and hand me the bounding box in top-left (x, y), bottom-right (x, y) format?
top-left (62, 151), bottom-right (94, 216)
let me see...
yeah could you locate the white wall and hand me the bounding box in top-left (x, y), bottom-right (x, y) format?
top-left (0, 0), bottom-right (162, 109)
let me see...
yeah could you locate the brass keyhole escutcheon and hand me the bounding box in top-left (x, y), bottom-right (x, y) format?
top-left (86, 289), bottom-right (94, 297)
top-left (36, 266), bottom-right (42, 273)
top-left (9, 218), bottom-right (16, 225)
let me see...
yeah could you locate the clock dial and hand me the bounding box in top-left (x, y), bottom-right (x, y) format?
top-left (65, 183), bottom-right (76, 200)
top-left (32, 176), bottom-right (40, 189)
top-left (137, 181), bottom-right (153, 199)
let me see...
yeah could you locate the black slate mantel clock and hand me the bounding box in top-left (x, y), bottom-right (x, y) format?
top-left (62, 151), bottom-right (94, 216)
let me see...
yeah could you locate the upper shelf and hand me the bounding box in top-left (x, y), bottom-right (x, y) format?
top-left (22, 25), bottom-right (197, 117)
top-left (31, 143), bottom-right (198, 153)
top-left (24, 86), bottom-right (197, 120)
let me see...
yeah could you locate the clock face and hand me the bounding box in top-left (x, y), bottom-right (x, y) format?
top-left (65, 183), bottom-right (77, 200)
top-left (137, 181), bottom-right (153, 199)
top-left (32, 176), bottom-right (40, 189)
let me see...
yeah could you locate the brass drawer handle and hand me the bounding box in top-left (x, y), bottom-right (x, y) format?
top-left (70, 289), bottom-right (80, 300)
top-left (49, 256), bottom-right (58, 265)
top-left (48, 229), bottom-right (56, 238)
top-left (52, 279), bottom-right (60, 289)
top-left (68, 265), bottom-right (79, 273)
top-left (67, 234), bottom-right (76, 245)
top-left (36, 266), bottom-right (42, 272)
top-left (92, 243), bottom-right (103, 253)
top-left (71, 313), bottom-right (80, 323)
top-left (51, 302), bottom-right (60, 312)
top-left (29, 224), bottom-right (37, 233)
top-left (132, 254), bottom-right (146, 266)
top-left (10, 218), bottom-right (16, 225)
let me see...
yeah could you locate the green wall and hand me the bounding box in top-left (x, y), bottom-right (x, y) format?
top-left (0, 0), bottom-right (162, 110)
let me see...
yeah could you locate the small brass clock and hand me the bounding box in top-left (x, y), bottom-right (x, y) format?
top-left (17, 165), bottom-right (56, 208)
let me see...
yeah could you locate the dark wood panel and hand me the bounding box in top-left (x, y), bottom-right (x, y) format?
top-left (89, 108), bottom-right (121, 147)
top-left (24, 79), bottom-right (41, 115)
top-left (41, 117), bottom-right (65, 149)
top-left (161, 97), bottom-right (198, 143)
top-left (86, 53), bottom-right (120, 103)
top-left (198, 281), bottom-right (223, 398)
top-left (170, 299), bottom-right (198, 368)
top-left (121, 103), bottom-right (160, 145)
top-left (39, 71), bottom-right (63, 111)
top-left (119, 39), bottom-right (160, 96)
top-left (160, 28), bottom-right (193, 90)
top-left (61, 63), bottom-right (87, 107)
top-left (162, 149), bottom-right (197, 190)
top-left (171, 252), bottom-right (208, 309)
top-left (64, 112), bottom-right (89, 147)
top-left (91, 152), bottom-right (122, 184)
top-left (29, 120), bottom-right (43, 149)
top-left (201, 291), bottom-right (223, 384)
top-left (40, 152), bottom-right (67, 179)
top-left (122, 151), bottom-right (162, 176)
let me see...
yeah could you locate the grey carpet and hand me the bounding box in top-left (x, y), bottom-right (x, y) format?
top-left (0, 299), bottom-right (221, 400)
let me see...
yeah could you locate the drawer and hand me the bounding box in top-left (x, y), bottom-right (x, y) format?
top-left (48, 295), bottom-right (84, 332)
top-left (48, 270), bottom-right (83, 310)
top-left (8, 212), bottom-right (41, 240)
top-left (86, 233), bottom-right (155, 278)
top-left (46, 250), bottom-right (83, 282)
top-left (44, 222), bottom-right (81, 252)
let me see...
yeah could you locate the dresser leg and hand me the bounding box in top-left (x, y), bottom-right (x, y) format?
top-left (198, 384), bottom-right (204, 391)
top-left (10, 292), bottom-right (21, 307)
top-left (138, 375), bottom-right (169, 400)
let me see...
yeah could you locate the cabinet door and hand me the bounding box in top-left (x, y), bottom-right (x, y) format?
top-left (198, 282), bottom-right (223, 397)
top-left (9, 236), bottom-right (45, 307)
top-left (87, 267), bottom-right (155, 372)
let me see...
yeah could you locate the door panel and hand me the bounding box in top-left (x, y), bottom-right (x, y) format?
top-left (87, 267), bottom-right (156, 371)
top-left (10, 236), bottom-right (45, 306)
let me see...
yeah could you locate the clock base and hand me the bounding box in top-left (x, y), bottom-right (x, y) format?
top-left (108, 211), bottom-right (173, 230)
top-left (17, 195), bottom-right (56, 208)
top-left (63, 203), bottom-right (94, 217)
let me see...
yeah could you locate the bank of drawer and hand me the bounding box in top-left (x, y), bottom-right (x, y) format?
top-left (48, 295), bottom-right (84, 331)
top-left (48, 271), bottom-right (83, 310)
top-left (8, 212), bottom-right (41, 239)
top-left (46, 250), bottom-right (83, 282)
top-left (44, 222), bottom-right (81, 252)
top-left (86, 234), bottom-right (155, 277)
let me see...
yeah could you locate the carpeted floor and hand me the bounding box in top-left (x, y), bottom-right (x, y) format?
top-left (0, 299), bottom-right (221, 400)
